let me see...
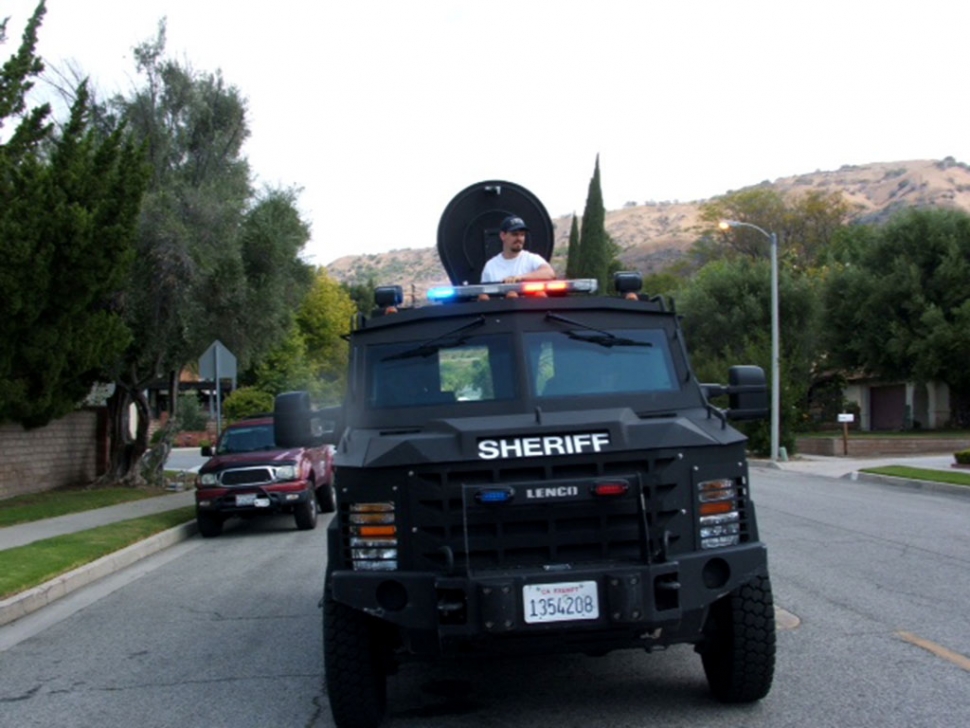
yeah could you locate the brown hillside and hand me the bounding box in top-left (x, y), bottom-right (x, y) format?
top-left (325, 158), bottom-right (970, 296)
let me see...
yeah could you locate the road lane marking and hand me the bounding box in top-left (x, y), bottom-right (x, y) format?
top-left (896, 631), bottom-right (970, 672)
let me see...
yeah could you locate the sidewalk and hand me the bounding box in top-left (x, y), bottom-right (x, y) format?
top-left (751, 452), bottom-right (970, 497)
top-left (0, 489), bottom-right (195, 551)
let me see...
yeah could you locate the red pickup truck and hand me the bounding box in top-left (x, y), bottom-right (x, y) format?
top-left (194, 415), bottom-right (334, 538)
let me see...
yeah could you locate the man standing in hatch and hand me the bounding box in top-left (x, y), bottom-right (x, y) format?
top-left (481, 215), bottom-right (557, 283)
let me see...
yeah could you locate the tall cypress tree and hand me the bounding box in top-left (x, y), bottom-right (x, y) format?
top-left (576, 155), bottom-right (611, 292)
top-left (565, 213), bottom-right (581, 279)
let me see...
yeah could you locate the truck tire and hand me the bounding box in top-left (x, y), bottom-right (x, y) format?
top-left (323, 587), bottom-right (388, 728)
top-left (701, 574), bottom-right (776, 703)
top-left (294, 494), bottom-right (318, 530)
top-left (316, 482), bottom-right (337, 514)
top-left (196, 511), bottom-right (223, 538)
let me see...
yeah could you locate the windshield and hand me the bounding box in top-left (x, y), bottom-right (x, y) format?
top-left (366, 333), bottom-right (516, 408)
top-left (216, 423), bottom-right (276, 454)
top-left (526, 328), bottom-right (678, 397)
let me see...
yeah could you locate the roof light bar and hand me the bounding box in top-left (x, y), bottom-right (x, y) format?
top-left (428, 279), bottom-right (598, 303)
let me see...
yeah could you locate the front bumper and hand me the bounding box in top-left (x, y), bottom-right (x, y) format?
top-left (330, 543), bottom-right (768, 652)
top-left (196, 482), bottom-right (312, 515)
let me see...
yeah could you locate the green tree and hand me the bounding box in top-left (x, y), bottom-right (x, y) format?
top-left (101, 22), bottom-right (312, 483)
top-left (0, 3), bottom-right (149, 427)
top-left (823, 208), bottom-right (970, 425)
top-left (222, 386), bottom-right (274, 422)
top-left (568, 156), bottom-right (619, 292)
top-left (564, 213), bottom-right (580, 279)
top-left (695, 187), bottom-right (850, 267)
top-left (296, 269), bottom-right (357, 403)
top-left (343, 276), bottom-right (376, 316)
top-left (678, 258), bottom-right (822, 455)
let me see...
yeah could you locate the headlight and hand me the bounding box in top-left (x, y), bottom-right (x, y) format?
top-left (348, 502), bottom-right (397, 570)
top-left (276, 464), bottom-right (299, 481)
top-left (199, 473), bottom-right (219, 486)
top-left (697, 478), bottom-right (741, 549)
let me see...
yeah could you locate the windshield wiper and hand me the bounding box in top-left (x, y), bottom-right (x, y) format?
top-left (383, 316), bottom-right (486, 361)
top-left (545, 312), bottom-right (653, 348)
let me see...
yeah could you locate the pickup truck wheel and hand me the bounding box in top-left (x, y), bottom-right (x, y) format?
top-left (294, 495), bottom-right (318, 530)
top-left (701, 574), bottom-right (775, 703)
top-left (317, 483), bottom-right (337, 514)
top-left (324, 588), bottom-right (388, 728)
top-left (196, 511), bottom-right (223, 538)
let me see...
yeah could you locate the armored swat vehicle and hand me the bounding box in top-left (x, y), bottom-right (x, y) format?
top-left (276, 181), bottom-right (775, 728)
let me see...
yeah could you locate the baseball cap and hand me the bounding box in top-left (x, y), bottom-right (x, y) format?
top-left (500, 215), bottom-right (529, 233)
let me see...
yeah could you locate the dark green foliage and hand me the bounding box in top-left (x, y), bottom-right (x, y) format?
top-left (343, 276), bottom-right (377, 315)
top-left (0, 3), bottom-right (149, 426)
top-left (564, 213), bottom-right (580, 279)
top-left (679, 259), bottom-right (822, 455)
top-left (222, 387), bottom-right (274, 423)
top-left (567, 156), bottom-right (619, 292)
top-left (176, 393), bottom-right (208, 431)
top-left (823, 208), bottom-right (970, 425)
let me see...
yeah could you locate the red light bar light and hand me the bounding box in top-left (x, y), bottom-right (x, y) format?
top-left (591, 482), bottom-right (629, 497)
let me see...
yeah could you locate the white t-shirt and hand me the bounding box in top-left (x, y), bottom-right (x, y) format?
top-left (481, 251), bottom-right (548, 283)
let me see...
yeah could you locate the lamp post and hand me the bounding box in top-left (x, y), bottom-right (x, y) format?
top-left (718, 220), bottom-right (780, 462)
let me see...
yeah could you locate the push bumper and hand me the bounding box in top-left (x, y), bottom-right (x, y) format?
top-left (330, 543), bottom-right (768, 646)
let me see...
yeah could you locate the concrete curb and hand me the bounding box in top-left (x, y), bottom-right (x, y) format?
top-left (0, 520), bottom-right (197, 628)
top-left (844, 471), bottom-right (970, 498)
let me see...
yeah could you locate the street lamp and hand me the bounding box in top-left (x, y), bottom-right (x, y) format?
top-left (718, 220), bottom-right (781, 462)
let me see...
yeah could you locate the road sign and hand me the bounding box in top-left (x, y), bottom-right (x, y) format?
top-left (199, 340), bottom-right (237, 439)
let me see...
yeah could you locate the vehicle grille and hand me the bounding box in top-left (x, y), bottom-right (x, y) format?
top-left (401, 454), bottom-right (696, 575)
top-left (220, 468), bottom-right (274, 486)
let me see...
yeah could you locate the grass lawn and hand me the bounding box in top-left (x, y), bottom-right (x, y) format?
top-left (0, 476), bottom-right (188, 529)
top-left (0, 507), bottom-right (196, 600)
top-left (860, 465), bottom-right (970, 487)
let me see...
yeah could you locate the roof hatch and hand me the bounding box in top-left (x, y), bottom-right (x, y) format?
top-left (437, 180), bottom-right (555, 285)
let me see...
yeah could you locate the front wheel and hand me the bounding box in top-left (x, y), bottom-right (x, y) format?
top-left (323, 588), bottom-right (388, 728)
top-left (196, 510), bottom-right (223, 538)
top-left (317, 482), bottom-right (337, 514)
top-left (294, 494), bottom-right (318, 530)
top-left (700, 574), bottom-right (776, 703)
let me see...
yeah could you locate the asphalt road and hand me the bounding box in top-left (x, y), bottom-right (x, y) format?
top-left (1, 469), bottom-right (968, 727)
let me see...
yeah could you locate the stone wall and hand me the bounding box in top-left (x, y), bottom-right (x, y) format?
top-left (0, 410), bottom-right (104, 500)
top-left (797, 436), bottom-right (970, 457)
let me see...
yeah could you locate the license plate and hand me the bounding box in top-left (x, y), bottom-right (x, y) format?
top-left (254, 497), bottom-right (270, 508)
top-left (236, 494), bottom-right (257, 506)
top-left (522, 581), bottom-right (599, 624)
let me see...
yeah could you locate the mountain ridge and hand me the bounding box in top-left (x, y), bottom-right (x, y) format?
top-left (325, 158), bottom-right (970, 294)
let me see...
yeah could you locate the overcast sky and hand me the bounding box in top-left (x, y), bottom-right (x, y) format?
top-left (6, 0), bottom-right (969, 266)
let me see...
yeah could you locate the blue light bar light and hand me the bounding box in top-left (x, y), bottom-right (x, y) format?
top-left (427, 286), bottom-right (457, 301)
top-left (428, 279), bottom-right (598, 303)
top-left (475, 487), bottom-right (515, 504)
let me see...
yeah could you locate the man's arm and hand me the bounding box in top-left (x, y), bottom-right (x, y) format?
top-left (506, 262), bottom-right (555, 283)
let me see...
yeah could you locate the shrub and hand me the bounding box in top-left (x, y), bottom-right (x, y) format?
top-left (223, 387), bottom-right (275, 422)
top-left (177, 394), bottom-right (209, 431)
top-left (954, 449), bottom-right (970, 465)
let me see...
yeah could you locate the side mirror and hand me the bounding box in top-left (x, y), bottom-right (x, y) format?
top-left (726, 365), bottom-right (768, 421)
top-left (275, 391), bottom-right (343, 448)
top-left (201, 445), bottom-right (213, 457)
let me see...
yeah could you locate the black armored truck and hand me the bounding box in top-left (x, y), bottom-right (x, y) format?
top-left (276, 181), bottom-right (775, 728)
